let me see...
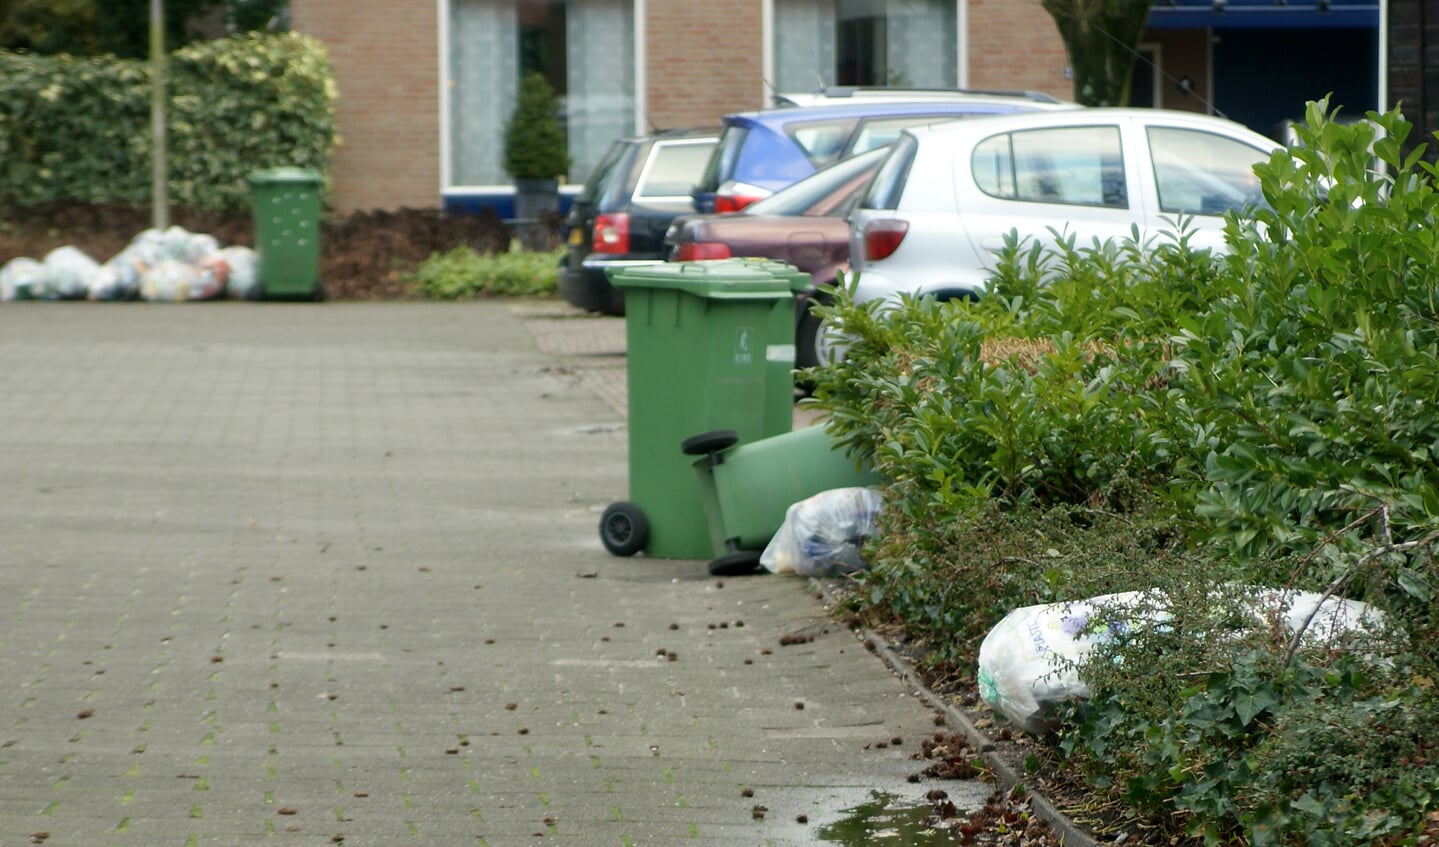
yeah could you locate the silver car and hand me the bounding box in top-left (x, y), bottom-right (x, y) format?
top-left (845, 108), bottom-right (1281, 309)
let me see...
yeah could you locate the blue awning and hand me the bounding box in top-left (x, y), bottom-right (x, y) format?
top-left (1148, 0), bottom-right (1379, 29)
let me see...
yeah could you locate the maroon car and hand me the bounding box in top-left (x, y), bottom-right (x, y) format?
top-left (663, 147), bottom-right (887, 371)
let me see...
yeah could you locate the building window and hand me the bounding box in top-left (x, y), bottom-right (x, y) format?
top-left (448, 0), bottom-right (634, 188)
top-left (773, 0), bottom-right (957, 94)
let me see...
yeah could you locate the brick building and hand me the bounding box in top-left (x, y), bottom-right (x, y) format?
top-left (289, 0), bottom-right (1384, 215)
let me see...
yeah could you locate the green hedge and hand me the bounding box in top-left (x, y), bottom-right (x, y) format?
top-left (0, 32), bottom-right (335, 213)
top-left (807, 99), bottom-right (1439, 845)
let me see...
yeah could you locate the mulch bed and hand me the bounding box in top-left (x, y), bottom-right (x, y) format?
top-left (0, 201), bottom-right (515, 300)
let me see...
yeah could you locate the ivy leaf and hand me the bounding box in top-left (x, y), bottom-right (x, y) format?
top-left (1232, 688), bottom-right (1277, 727)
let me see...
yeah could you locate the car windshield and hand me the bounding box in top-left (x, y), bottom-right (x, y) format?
top-left (743, 146), bottom-right (890, 217)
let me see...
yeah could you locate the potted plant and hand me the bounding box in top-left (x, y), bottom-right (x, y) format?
top-left (503, 72), bottom-right (570, 249)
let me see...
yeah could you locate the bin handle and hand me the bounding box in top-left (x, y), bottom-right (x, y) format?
top-left (680, 263), bottom-right (707, 274)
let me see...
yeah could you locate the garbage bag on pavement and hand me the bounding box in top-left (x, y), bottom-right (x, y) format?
top-left (760, 487), bottom-right (883, 577)
top-left (41, 246), bottom-right (99, 300)
top-left (976, 588), bottom-right (1386, 734)
top-left (140, 260), bottom-right (204, 303)
top-left (221, 246), bottom-right (261, 300)
top-left (1, 257), bottom-right (45, 300)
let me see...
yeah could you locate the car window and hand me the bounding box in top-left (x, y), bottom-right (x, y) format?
top-left (634, 140), bottom-right (717, 200)
top-left (784, 118), bottom-right (859, 167)
top-left (576, 140), bottom-right (630, 204)
top-left (744, 147), bottom-right (888, 217)
top-left (972, 126), bottom-right (1128, 209)
top-left (1147, 127), bottom-right (1268, 216)
top-left (696, 125), bottom-right (748, 193)
top-left (849, 114), bottom-right (964, 156)
top-left (860, 133), bottom-right (918, 212)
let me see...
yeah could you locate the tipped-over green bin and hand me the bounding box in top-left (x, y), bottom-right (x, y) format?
top-left (685, 424), bottom-right (883, 575)
top-left (599, 260), bottom-right (807, 560)
top-left (247, 167), bottom-right (323, 300)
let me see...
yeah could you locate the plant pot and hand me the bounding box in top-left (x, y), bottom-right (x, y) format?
top-left (514, 178), bottom-right (559, 250)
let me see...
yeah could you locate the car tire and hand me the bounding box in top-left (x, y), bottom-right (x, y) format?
top-left (680, 429), bottom-right (740, 457)
top-left (795, 293), bottom-right (832, 372)
top-left (708, 550), bottom-right (763, 577)
top-left (600, 502), bottom-right (649, 557)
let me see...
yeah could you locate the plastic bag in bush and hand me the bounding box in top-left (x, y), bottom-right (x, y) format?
top-left (760, 487), bottom-right (883, 577)
top-left (1, 257), bottom-right (45, 300)
top-left (220, 246), bottom-right (261, 300)
top-left (976, 588), bottom-right (1387, 734)
top-left (140, 260), bottom-right (203, 302)
top-left (41, 246), bottom-right (99, 300)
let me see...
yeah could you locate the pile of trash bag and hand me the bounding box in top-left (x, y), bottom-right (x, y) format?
top-left (1, 226), bottom-right (260, 302)
top-left (760, 487), bottom-right (884, 577)
top-left (976, 587), bottom-right (1388, 734)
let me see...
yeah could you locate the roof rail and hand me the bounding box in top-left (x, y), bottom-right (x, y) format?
top-left (771, 86), bottom-right (1064, 107)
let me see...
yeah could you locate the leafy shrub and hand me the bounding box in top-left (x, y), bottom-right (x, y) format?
top-left (0, 32), bottom-right (335, 212)
top-left (407, 242), bottom-right (562, 299)
top-left (503, 72), bottom-right (569, 181)
top-left (806, 98), bottom-right (1439, 844)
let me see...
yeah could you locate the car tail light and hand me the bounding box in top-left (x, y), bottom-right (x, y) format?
top-left (593, 213), bottom-right (630, 254)
top-left (863, 219), bottom-right (910, 261)
top-left (714, 182), bottom-right (769, 213)
top-left (674, 242), bottom-right (731, 261)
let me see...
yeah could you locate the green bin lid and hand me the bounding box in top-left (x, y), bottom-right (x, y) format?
top-left (247, 167), bottom-right (322, 186)
top-left (607, 259), bottom-right (804, 300)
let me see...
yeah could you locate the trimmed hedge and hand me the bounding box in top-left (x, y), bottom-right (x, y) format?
top-left (0, 32), bottom-right (335, 213)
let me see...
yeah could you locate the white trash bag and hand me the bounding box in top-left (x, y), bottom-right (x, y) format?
top-left (220, 246), bottom-right (261, 300)
top-left (976, 588), bottom-right (1387, 735)
top-left (140, 260), bottom-right (203, 303)
top-left (760, 487), bottom-right (883, 577)
top-left (1, 257), bottom-right (45, 300)
top-left (41, 246), bottom-right (99, 299)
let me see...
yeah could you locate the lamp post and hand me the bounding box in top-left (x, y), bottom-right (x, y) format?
top-left (151, 0), bottom-right (168, 230)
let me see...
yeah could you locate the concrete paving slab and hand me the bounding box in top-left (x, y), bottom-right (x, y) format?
top-left (0, 300), bottom-right (986, 846)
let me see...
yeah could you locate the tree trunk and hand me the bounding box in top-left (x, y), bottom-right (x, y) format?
top-left (1042, 0), bottom-right (1152, 107)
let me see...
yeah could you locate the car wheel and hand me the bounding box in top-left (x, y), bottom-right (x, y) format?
top-left (709, 550), bottom-right (763, 577)
top-left (600, 502), bottom-right (649, 557)
top-left (680, 429), bottom-right (740, 456)
top-left (794, 293), bottom-right (832, 372)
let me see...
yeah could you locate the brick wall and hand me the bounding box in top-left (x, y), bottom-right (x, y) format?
top-left (966, 0), bottom-right (1071, 100)
top-left (645, 0), bottom-right (765, 131)
top-left (1388, 0), bottom-right (1438, 162)
top-left (291, 0), bottom-right (440, 213)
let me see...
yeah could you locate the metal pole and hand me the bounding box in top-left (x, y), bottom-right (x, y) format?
top-left (151, 0), bottom-right (168, 230)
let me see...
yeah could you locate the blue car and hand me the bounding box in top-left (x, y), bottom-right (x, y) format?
top-left (692, 89), bottom-right (1075, 214)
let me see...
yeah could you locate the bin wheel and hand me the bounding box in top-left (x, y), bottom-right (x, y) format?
top-left (709, 550), bottom-right (763, 577)
top-left (600, 502), bottom-right (648, 557)
top-left (681, 429), bottom-right (740, 456)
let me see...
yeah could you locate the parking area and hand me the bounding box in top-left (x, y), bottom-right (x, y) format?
top-left (0, 300), bottom-right (976, 845)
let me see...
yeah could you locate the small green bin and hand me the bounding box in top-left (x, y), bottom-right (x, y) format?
top-left (599, 260), bottom-right (808, 560)
top-left (247, 167), bottom-right (323, 300)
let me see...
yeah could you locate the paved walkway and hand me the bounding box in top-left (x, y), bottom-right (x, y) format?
top-left (0, 300), bottom-right (984, 846)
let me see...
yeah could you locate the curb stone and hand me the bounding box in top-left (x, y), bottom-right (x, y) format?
top-left (813, 580), bottom-right (1100, 847)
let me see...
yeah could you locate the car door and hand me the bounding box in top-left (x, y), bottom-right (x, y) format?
top-left (1132, 119), bottom-right (1273, 254)
top-left (958, 121), bottom-right (1148, 274)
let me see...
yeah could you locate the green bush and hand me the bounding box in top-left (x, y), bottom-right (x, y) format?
top-left (502, 72), bottom-right (569, 181)
top-left (0, 32), bottom-right (335, 212)
top-left (806, 99), bottom-right (1439, 844)
top-left (407, 242), bottom-right (562, 299)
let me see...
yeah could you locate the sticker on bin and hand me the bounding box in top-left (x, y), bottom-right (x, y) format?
top-left (735, 327), bottom-right (753, 364)
top-left (767, 344), bottom-right (795, 362)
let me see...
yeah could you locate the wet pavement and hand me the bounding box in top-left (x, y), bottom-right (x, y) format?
top-left (0, 300), bottom-right (990, 846)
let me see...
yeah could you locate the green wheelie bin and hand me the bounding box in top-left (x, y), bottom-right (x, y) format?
top-left (247, 167), bottom-right (323, 300)
top-left (599, 260), bottom-right (807, 560)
